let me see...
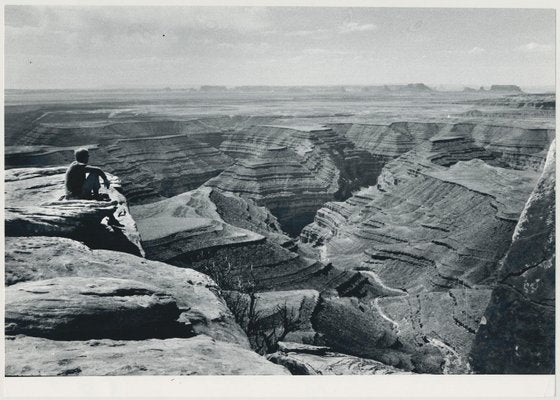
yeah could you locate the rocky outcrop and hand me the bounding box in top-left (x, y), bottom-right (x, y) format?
top-left (331, 122), bottom-right (441, 159)
top-left (5, 236), bottom-right (249, 346)
top-left (6, 277), bottom-right (188, 340)
top-left (6, 335), bottom-right (289, 376)
top-left (470, 141), bottom-right (555, 374)
top-left (267, 342), bottom-right (408, 375)
top-left (427, 136), bottom-right (498, 166)
top-left (5, 167), bottom-right (143, 256)
top-left (131, 187), bottom-right (362, 292)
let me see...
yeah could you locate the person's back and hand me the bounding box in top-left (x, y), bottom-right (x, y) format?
top-left (65, 148), bottom-right (110, 200)
top-left (65, 160), bottom-right (88, 198)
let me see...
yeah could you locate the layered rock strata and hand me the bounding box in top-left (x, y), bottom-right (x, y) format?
top-left (214, 124), bottom-right (380, 233)
top-left (308, 159), bottom-right (535, 289)
top-left (330, 122), bottom-right (553, 172)
top-left (6, 117), bottom-right (278, 148)
top-left (97, 135), bottom-right (234, 204)
top-left (206, 146), bottom-right (335, 235)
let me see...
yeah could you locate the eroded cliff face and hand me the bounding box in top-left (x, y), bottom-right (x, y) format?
top-left (470, 141), bottom-right (555, 374)
top-left (206, 146), bottom-right (335, 235)
top-left (331, 121), bottom-right (553, 172)
top-left (213, 124), bottom-right (380, 234)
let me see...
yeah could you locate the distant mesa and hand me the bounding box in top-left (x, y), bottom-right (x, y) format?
top-left (464, 85), bottom-right (523, 94)
top-left (404, 83), bottom-right (433, 91)
top-left (361, 83), bottom-right (434, 93)
top-left (199, 85), bottom-right (228, 92)
top-left (489, 85), bottom-right (523, 93)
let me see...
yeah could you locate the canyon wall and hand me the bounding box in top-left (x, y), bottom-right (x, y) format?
top-left (470, 141), bottom-right (555, 373)
top-left (298, 133), bottom-right (543, 371)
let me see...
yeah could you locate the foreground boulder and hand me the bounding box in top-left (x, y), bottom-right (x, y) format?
top-left (5, 236), bottom-right (249, 347)
top-left (470, 141), bottom-right (555, 374)
top-left (5, 167), bottom-right (143, 256)
top-left (6, 335), bottom-right (289, 376)
top-left (6, 277), bottom-right (188, 340)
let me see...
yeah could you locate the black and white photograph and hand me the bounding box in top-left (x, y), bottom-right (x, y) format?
top-left (2, 1), bottom-right (556, 396)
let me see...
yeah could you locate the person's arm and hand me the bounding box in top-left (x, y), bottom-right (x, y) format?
top-left (85, 166), bottom-right (110, 188)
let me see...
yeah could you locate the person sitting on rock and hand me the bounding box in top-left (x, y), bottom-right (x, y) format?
top-left (65, 148), bottom-right (111, 201)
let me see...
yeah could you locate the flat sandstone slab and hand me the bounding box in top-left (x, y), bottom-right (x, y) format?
top-left (6, 335), bottom-right (289, 376)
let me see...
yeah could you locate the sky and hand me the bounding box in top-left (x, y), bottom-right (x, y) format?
top-left (4, 6), bottom-right (556, 89)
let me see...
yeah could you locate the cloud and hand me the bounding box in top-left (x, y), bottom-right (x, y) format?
top-left (6, 6), bottom-right (273, 36)
top-left (284, 28), bottom-right (330, 37)
top-left (468, 47), bottom-right (486, 55)
top-left (339, 21), bottom-right (377, 34)
top-left (5, 6), bottom-right (275, 61)
top-left (302, 48), bottom-right (355, 56)
top-left (515, 42), bottom-right (554, 53)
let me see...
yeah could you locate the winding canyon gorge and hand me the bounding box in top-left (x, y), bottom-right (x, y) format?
top-left (4, 86), bottom-right (555, 375)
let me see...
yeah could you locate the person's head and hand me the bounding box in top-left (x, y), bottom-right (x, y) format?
top-left (74, 148), bottom-right (89, 164)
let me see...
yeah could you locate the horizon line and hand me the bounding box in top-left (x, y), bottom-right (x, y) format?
top-left (5, 83), bottom-right (556, 91)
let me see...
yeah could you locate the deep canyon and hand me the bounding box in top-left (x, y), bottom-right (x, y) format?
top-left (4, 87), bottom-right (555, 375)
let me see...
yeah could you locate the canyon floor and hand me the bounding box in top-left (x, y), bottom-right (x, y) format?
top-left (4, 87), bottom-right (555, 375)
